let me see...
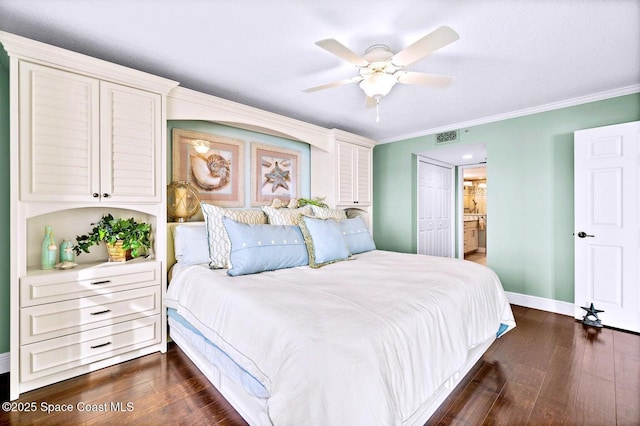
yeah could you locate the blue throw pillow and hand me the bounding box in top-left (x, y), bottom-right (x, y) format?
top-left (222, 217), bottom-right (309, 276)
top-left (340, 216), bottom-right (376, 254)
top-left (299, 216), bottom-right (350, 268)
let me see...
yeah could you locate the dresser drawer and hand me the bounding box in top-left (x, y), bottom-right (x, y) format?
top-left (21, 286), bottom-right (161, 344)
top-left (20, 261), bottom-right (160, 307)
top-left (20, 315), bottom-right (161, 382)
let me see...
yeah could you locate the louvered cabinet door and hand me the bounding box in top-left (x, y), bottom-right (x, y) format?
top-left (19, 61), bottom-right (101, 202)
top-left (354, 144), bottom-right (372, 205)
top-left (336, 141), bottom-right (372, 206)
top-left (100, 82), bottom-right (162, 203)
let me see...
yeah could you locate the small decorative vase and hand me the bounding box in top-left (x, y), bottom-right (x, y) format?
top-left (41, 226), bottom-right (57, 270)
top-left (59, 239), bottom-right (75, 263)
top-left (106, 241), bottom-right (130, 262)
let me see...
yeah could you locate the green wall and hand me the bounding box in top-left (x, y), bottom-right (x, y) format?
top-left (373, 93), bottom-right (640, 303)
top-left (0, 52), bottom-right (9, 354)
top-left (167, 120), bottom-right (311, 205)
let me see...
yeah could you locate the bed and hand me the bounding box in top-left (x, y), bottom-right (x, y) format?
top-left (165, 209), bottom-right (515, 426)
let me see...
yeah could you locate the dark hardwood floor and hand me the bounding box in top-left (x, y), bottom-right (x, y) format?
top-left (1, 305), bottom-right (638, 425)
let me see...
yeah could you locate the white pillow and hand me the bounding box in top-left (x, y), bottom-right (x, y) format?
top-left (173, 223), bottom-right (210, 265)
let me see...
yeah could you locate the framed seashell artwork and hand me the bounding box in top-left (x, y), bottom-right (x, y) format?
top-left (172, 128), bottom-right (245, 207)
top-left (250, 142), bottom-right (301, 206)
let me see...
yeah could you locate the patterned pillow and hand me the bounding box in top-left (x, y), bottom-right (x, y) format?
top-left (310, 205), bottom-right (347, 220)
top-left (201, 203), bottom-right (267, 268)
top-left (261, 205), bottom-right (312, 225)
top-left (299, 216), bottom-right (350, 268)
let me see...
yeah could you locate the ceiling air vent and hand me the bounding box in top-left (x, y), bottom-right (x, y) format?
top-left (436, 130), bottom-right (458, 144)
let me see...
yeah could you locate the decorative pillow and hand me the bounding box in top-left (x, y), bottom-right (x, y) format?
top-left (201, 203), bottom-right (267, 268)
top-left (223, 217), bottom-right (309, 276)
top-left (172, 223), bottom-right (210, 265)
top-left (310, 205), bottom-right (348, 220)
top-left (261, 205), bottom-right (312, 225)
top-left (299, 216), bottom-right (350, 268)
top-left (340, 216), bottom-right (376, 254)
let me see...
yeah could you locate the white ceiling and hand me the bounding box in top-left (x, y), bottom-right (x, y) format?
top-left (1, 1), bottom-right (638, 143)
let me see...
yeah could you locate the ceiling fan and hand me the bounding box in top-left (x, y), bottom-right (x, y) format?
top-left (304, 26), bottom-right (459, 121)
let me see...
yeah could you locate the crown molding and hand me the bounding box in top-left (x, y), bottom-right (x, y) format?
top-left (0, 31), bottom-right (179, 94)
top-left (379, 85), bottom-right (640, 144)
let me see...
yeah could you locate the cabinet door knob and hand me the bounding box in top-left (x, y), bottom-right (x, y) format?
top-left (102, 193), bottom-right (110, 198)
top-left (92, 193), bottom-right (99, 198)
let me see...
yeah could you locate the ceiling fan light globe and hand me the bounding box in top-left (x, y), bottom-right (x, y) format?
top-left (359, 72), bottom-right (397, 98)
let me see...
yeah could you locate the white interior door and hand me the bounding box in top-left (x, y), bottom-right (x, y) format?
top-left (418, 158), bottom-right (454, 257)
top-left (574, 121), bottom-right (640, 332)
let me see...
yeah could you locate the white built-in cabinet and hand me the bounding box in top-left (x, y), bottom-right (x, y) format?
top-left (311, 129), bottom-right (376, 229)
top-left (1, 31), bottom-right (178, 400)
top-left (19, 61), bottom-right (162, 203)
top-left (167, 87), bottom-right (378, 230)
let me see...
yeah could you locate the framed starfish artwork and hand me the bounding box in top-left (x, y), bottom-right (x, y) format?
top-left (250, 142), bottom-right (301, 206)
top-left (172, 128), bottom-right (245, 207)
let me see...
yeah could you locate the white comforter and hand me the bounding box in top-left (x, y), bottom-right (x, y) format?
top-left (165, 250), bottom-right (515, 426)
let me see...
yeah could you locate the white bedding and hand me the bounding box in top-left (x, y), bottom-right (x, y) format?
top-left (165, 250), bottom-right (515, 425)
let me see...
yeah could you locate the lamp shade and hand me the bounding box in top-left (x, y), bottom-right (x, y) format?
top-left (167, 181), bottom-right (200, 222)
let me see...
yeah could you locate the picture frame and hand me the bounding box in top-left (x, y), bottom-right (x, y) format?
top-left (172, 128), bottom-right (244, 207)
top-left (250, 142), bottom-right (301, 206)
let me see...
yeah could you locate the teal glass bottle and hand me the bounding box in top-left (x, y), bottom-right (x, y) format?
top-left (41, 226), bottom-right (57, 270)
top-left (59, 239), bottom-right (75, 263)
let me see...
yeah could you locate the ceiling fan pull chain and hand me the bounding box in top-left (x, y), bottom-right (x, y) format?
top-left (376, 99), bottom-right (380, 122)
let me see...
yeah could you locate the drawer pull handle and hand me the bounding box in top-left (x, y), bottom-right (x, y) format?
top-left (90, 309), bottom-right (111, 316)
top-left (91, 280), bottom-right (111, 285)
top-left (90, 342), bottom-right (112, 349)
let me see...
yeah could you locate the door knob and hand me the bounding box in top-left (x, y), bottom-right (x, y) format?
top-left (577, 231), bottom-right (595, 238)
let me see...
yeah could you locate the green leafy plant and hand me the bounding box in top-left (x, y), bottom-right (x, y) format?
top-left (74, 214), bottom-right (151, 258)
top-left (297, 197), bottom-right (328, 208)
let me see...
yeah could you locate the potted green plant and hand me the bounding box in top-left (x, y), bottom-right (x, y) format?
top-left (74, 214), bottom-right (152, 262)
top-left (297, 197), bottom-right (328, 208)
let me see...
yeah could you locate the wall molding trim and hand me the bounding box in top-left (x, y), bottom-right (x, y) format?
top-left (379, 84), bottom-right (640, 144)
top-left (0, 352), bottom-right (9, 374)
top-left (506, 291), bottom-right (575, 317)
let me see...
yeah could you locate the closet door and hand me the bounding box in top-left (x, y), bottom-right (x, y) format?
top-left (19, 61), bottom-right (100, 202)
top-left (100, 82), bottom-right (162, 203)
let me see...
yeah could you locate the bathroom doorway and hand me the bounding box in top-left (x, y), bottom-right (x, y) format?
top-left (460, 165), bottom-right (487, 265)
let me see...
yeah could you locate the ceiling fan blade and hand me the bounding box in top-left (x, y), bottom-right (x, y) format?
top-left (303, 77), bottom-right (362, 93)
top-left (315, 39), bottom-right (369, 67)
top-left (391, 26), bottom-right (459, 67)
top-left (396, 71), bottom-right (454, 87)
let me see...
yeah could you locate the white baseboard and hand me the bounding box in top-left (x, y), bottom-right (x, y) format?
top-left (0, 352), bottom-right (9, 374)
top-left (506, 291), bottom-right (575, 317)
